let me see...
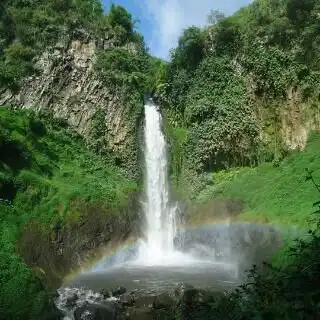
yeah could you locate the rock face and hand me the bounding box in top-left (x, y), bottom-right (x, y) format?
top-left (255, 86), bottom-right (320, 152)
top-left (18, 193), bottom-right (141, 289)
top-left (0, 29), bottom-right (143, 177)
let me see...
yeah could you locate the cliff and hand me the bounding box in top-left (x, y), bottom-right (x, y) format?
top-left (0, 108), bottom-right (141, 319)
top-left (0, 29), bottom-right (143, 177)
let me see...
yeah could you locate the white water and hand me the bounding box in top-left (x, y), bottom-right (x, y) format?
top-left (88, 100), bottom-right (237, 270)
top-left (140, 100), bottom-right (179, 265)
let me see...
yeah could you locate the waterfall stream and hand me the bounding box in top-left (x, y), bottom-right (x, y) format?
top-left (141, 100), bottom-right (178, 264)
top-left (56, 99), bottom-right (283, 318)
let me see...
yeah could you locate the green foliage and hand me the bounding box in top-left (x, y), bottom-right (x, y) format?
top-left (94, 47), bottom-right (164, 113)
top-left (95, 47), bottom-right (149, 94)
top-left (0, 0), bottom-right (97, 88)
top-left (166, 124), bottom-right (188, 185)
top-left (0, 1), bottom-right (149, 90)
top-left (185, 173), bottom-right (320, 319)
top-left (168, 56), bottom-right (261, 179)
top-left (198, 132), bottom-right (320, 227)
top-left (0, 249), bottom-right (49, 320)
top-left (170, 26), bottom-right (205, 72)
top-left (148, 56), bottom-right (167, 94)
top-left (0, 43), bottom-right (36, 89)
top-left (108, 3), bottom-right (134, 44)
top-left (0, 108), bottom-right (137, 319)
top-left (158, 0), bottom-right (320, 196)
top-left (211, 213), bottom-right (320, 319)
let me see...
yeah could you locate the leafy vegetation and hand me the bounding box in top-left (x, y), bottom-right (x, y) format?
top-left (0, 108), bottom-right (137, 319)
top-left (0, 0), bottom-right (155, 93)
top-left (197, 132), bottom-right (320, 228)
top-left (0, 0), bottom-right (103, 89)
top-left (0, 0), bottom-right (320, 319)
top-left (95, 47), bottom-right (151, 95)
top-left (156, 0), bottom-right (320, 195)
top-left (0, 0), bottom-right (159, 179)
top-left (205, 175), bottom-right (320, 320)
top-left (159, 4), bottom-right (320, 317)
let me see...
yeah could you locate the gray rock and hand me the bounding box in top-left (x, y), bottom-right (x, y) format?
top-left (153, 293), bottom-right (174, 309)
top-left (0, 34), bottom-right (142, 178)
top-left (174, 283), bottom-right (194, 299)
top-left (100, 289), bottom-right (111, 299)
top-left (181, 287), bottom-right (200, 304)
top-left (42, 305), bottom-right (64, 320)
top-left (66, 293), bottom-right (79, 308)
top-left (74, 303), bottom-right (116, 320)
top-left (134, 295), bottom-right (157, 308)
top-left (123, 307), bottom-right (153, 320)
top-left (112, 286), bottom-right (126, 297)
top-left (119, 293), bottom-right (135, 307)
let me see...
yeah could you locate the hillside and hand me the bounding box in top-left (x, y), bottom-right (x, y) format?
top-left (195, 132), bottom-right (320, 228)
top-left (0, 108), bottom-right (138, 319)
top-left (155, 3), bottom-right (320, 316)
top-left (0, 0), bottom-right (160, 178)
top-left (156, 0), bottom-right (320, 198)
top-left (0, 1), bottom-right (154, 319)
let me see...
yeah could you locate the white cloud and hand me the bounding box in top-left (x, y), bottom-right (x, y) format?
top-left (135, 0), bottom-right (252, 59)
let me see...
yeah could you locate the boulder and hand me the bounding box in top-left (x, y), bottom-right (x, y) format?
top-left (42, 306), bottom-right (64, 320)
top-left (153, 293), bottom-right (174, 309)
top-left (134, 295), bottom-right (157, 308)
top-left (112, 286), bottom-right (126, 297)
top-left (119, 293), bottom-right (135, 307)
top-left (100, 288), bottom-right (111, 299)
top-left (174, 283), bottom-right (194, 299)
top-left (66, 293), bottom-right (79, 308)
top-left (74, 303), bottom-right (116, 320)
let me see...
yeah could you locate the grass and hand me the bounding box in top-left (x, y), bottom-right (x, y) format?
top-left (197, 132), bottom-right (320, 229)
top-left (0, 107), bottom-right (137, 319)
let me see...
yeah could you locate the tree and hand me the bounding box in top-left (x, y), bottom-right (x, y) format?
top-left (171, 26), bottom-right (204, 72)
top-left (108, 4), bottom-right (134, 38)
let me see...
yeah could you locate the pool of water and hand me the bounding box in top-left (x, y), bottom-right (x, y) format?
top-left (63, 223), bottom-right (284, 295)
top-left (66, 260), bottom-right (238, 294)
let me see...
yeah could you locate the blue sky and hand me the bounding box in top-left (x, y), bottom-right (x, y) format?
top-left (102, 0), bottom-right (252, 59)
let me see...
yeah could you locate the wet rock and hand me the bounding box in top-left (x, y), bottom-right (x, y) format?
top-left (209, 291), bottom-right (225, 301)
top-left (174, 283), bottom-right (194, 299)
top-left (119, 293), bottom-right (135, 307)
top-left (129, 289), bottom-right (138, 295)
top-left (122, 307), bottom-right (153, 320)
top-left (74, 303), bottom-right (116, 320)
top-left (66, 293), bottom-right (79, 308)
top-left (181, 287), bottom-right (200, 304)
top-left (100, 289), bottom-right (111, 299)
top-left (112, 286), bottom-right (126, 297)
top-left (153, 293), bottom-right (175, 309)
top-left (134, 295), bottom-right (157, 308)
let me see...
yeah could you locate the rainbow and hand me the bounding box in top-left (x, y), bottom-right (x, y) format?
top-left (63, 219), bottom-right (304, 283)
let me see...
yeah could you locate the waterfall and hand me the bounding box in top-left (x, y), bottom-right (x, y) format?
top-left (142, 100), bottom-right (177, 264)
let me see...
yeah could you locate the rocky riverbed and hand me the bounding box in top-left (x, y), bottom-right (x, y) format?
top-left (54, 223), bottom-right (288, 319)
top-left (56, 283), bottom-right (226, 320)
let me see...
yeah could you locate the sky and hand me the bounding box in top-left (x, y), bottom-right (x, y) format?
top-left (102, 0), bottom-right (252, 59)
